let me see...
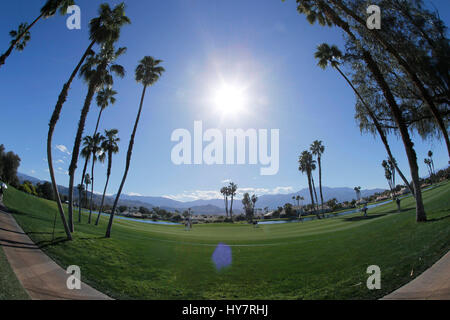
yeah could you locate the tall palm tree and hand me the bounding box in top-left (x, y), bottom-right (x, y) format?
top-left (428, 150), bottom-right (435, 175)
top-left (228, 182), bottom-right (238, 222)
top-left (299, 0), bottom-right (426, 221)
top-left (327, 0), bottom-right (450, 160)
top-left (75, 87), bottom-right (117, 223)
top-left (310, 140), bottom-right (325, 212)
top-left (354, 186), bottom-right (362, 203)
top-left (0, 0), bottom-right (75, 67)
top-left (310, 162), bottom-right (319, 212)
top-left (220, 186), bottom-right (229, 218)
top-left (382, 160), bottom-right (396, 199)
top-left (76, 183), bottom-right (84, 209)
top-left (76, 136), bottom-right (92, 225)
top-left (314, 43), bottom-right (415, 197)
top-left (47, 3), bottom-right (130, 239)
top-left (106, 57), bottom-right (165, 238)
top-left (67, 43), bottom-right (126, 231)
top-left (84, 173), bottom-right (91, 209)
top-left (7, 24), bottom-right (31, 53)
top-left (94, 87), bottom-right (117, 135)
top-left (299, 151), bottom-right (318, 218)
top-left (95, 129), bottom-right (120, 226)
top-left (88, 133), bottom-right (105, 224)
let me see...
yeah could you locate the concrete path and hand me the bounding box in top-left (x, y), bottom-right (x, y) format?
top-left (0, 204), bottom-right (111, 300)
top-left (382, 251), bottom-right (450, 300)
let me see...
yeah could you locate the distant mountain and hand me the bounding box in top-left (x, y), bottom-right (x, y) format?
top-left (17, 173), bottom-right (43, 185)
top-left (116, 186), bottom-right (385, 214)
top-left (17, 172), bottom-right (385, 215)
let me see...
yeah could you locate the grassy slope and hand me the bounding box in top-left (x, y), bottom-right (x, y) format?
top-left (2, 181), bottom-right (450, 300)
top-left (0, 245), bottom-right (29, 300)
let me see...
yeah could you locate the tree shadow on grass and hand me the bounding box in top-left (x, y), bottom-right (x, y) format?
top-left (0, 237), bottom-right (69, 250)
top-left (0, 227), bottom-right (25, 235)
top-left (426, 214), bottom-right (450, 223)
top-left (343, 214), bottom-right (387, 222)
top-left (384, 208), bottom-right (414, 214)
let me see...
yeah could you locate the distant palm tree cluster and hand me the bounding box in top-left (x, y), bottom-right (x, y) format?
top-left (220, 182), bottom-right (238, 221)
top-left (1, 1), bottom-right (165, 240)
top-left (298, 140), bottom-right (325, 219)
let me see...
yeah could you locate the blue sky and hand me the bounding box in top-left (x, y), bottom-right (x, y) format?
top-left (1, 0), bottom-right (449, 201)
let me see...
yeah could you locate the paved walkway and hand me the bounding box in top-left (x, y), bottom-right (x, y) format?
top-left (0, 203), bottom-right (111, 300)
top-left (382, 251), bottom-right (450, 300)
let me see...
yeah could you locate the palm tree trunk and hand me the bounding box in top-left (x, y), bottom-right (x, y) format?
top-left (78, 157), bottom-right (89, 223)
top-left (329, 0), bottom-right (450, 160)
top-left (334, 65), bottom-right (415, 197)
top-left (230, 195), bottom-right (234, 221)
top-left (94, 108), bottom-right (104, 136)
top-left (362, 50), bottom-right (426, 222)
top-left (96, 173), bottom-right (110, 226)
top-left (89, 159), bottom-right (95, 224)
top-left (68, 83), bottom-right (96, 230)
top-left (47, 40), bottom-right (95, 240)
top-left (318, 156), bottom-right (324, 213)
top-left (0, 13), bottom-right (44, 68)
top-left (311, 175), bottom-right (320, 212)
top-left (106, 86), bottom-right (147, 238)
top-left (223, 196), bottom-right (228, 218)
top-left (307, 172), bottom-right (317, 218)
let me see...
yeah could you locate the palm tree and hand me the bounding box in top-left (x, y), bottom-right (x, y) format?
top-left (76, 184), bottom-right (84, 209)
top-left (75, 87), bottom-right (117, 224)
top-left (0, 0), bottom-right (75, 67)
top-left (76, 136), bottom-right (93, 225)
top-left (424, 158), bottom-right (433, 183)
top-left (327, 0), bottom-right (450, 160)
top-left (310, 162), bottom-right (320, 212)
top-left (88, 133), bottom-right (105, 224)
top-left (301, 0), bottom-right (426, 221)
top-left (314, 43), bottom-right (415, 197)
top-left (95, 129), bottom-right (120, 226)
top-left (47, 3), bottom-right (130, 239)
top-left (220, 186), bottom-right (229, 218)
top-left (310, 140), bottom-right (325, 213)
top-left (428, 150), bottom-right (435, 176)
top-left (382, 160), bottom-right (396, 199)
top-left (228, 182), bottom-right (238, 222)
top-left (7, 24), bottom-right (31, 52)
top-left (94, 87), bottom-right (117, 135)
top-left (299, 151), bottom-right (318, 218)
top-left (67, 43), bottom-right (126, 231)
top-left (84, 173), bottom-right (91, 209)
top-left (354, 186), bottom-right (362, 204)
top-left (106, 57), bottom-right (165, 238)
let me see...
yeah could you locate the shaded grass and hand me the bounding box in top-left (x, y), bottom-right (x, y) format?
top-left (0, 245), bottom-right (30, 300)
top-left (2, 181), bottom-right (450, 300)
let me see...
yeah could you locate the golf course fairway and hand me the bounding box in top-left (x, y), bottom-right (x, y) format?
top-left (3, 181), bottom-right (449, 300)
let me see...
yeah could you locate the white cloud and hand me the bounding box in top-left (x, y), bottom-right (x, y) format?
top-left (127, 192), bottom-right (142, 197)
top-left (30, 170), bottom-right (36, 174)
top-left (55, 145), bottom-right (71, 155)
top-left (56, 159), bottom-right (64, 164)
top-left (221, 179), bottom-right (231, 184)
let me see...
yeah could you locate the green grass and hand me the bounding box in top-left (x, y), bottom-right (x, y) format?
top-left (2, 181), bottom-right (450, 300)
top-left (0, 245), bottom-right (29, 300)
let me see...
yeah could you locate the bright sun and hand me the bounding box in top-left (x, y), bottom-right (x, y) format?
top-left (213, 84), bottom-right (247, 115)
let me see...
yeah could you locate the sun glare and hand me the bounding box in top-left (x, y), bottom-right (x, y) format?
top-left (213, 84), bottom-right (247, 115)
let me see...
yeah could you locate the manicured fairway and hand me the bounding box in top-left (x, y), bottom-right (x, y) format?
top-left (2, 182), bottom-right (450, 299)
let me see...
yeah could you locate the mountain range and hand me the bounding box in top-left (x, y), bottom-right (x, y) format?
top-left (18, 172), bottom-right (385, 215)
